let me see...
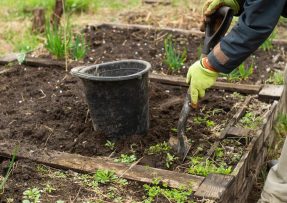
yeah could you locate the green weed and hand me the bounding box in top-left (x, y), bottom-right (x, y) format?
top-left (225, 63), bottom-right (254, 82)
top-left (239, 112), bottom-right (262, 129)
top-left (114, 154), bottom-right (137, 164)
top-left (145, 142), bottom-right (171, 155)
top-left (143, 180), bottom-right (193, 203)
top-left (71, 34), bottom-right (87, 60)
top-left (94, 169), bottom-right (118, 184)
top-left (164, 36), bottom-right (187, 72)
top-left (260, 31), bottom-right (276, 51)
top-left (78, 169), bottom-right (127, 190)
top-left (267, 71), bottom-right (284, 85)
top-left (22, 188), bottom-right (41, 203)
top-left (165, 153), bottom-right (178, 169)
top-left (0, 147), bottom-right (18, 193)
top-left (43, 182), bottom-right (56, 193)
top-left (188, 157), bottom-right (232, 177)
top-left (193, 116), bottom-right (215, 128)
top-left (105, 140), bottom-right (115, 151)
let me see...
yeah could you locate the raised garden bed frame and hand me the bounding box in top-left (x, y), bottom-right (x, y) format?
top-left (1, 22), bottom-right (287, 202)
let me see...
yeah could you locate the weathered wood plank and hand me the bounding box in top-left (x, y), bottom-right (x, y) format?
top-left (143, 0), bottom-right (171, 5)
top-left (149, 73), bottom-right (262, 94)
top-left (259, 85), bottom-right (284, 100)
top-left (0, 53), bottom-right (19, 65)
top-left (95, 23), bottom-right (203, 36)
top-left (194, 174), bottom-right (234, 200)
top-left (0, 139), bottom-right (204, 190)
top-left (24, 57), bottom-right (65, 68)
top-left (226, 127), bottom-right (250, 138)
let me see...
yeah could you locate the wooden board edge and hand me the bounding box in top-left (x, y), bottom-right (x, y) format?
top-left (0, 139), bottom-right (204, 191)
top-left (149, 73), bottom-right (262, 94)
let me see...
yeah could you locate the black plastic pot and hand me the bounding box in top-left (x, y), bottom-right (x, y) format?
top-left (71, 60), bottom-right (151, 138)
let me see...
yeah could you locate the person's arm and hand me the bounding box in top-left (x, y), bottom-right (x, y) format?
top-left (208, 0), bottom-right (287, 73)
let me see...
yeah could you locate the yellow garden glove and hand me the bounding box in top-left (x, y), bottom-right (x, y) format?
top-left (203, 0), bottom-right (240, 16)
top-left (186, 59), bottom-right (218, 106)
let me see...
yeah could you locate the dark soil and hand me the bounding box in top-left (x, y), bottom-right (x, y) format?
top-left (0, 159), bottom-right (145, 202)
top-left (80, 24), bottom-right (287, 84)
top-left (0, 64), bottom-right (243, 173)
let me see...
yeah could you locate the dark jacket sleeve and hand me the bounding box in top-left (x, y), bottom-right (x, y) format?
top-left (208, 0), bottom-right (287, 74)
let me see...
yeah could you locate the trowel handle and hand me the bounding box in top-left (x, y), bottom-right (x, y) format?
top-left (202, 6), bottom-right (233, 55)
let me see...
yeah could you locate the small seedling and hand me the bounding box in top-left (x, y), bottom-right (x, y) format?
top-left (114, 154), bottom-right (137, 164)
top-left (143, 179), bottom-right (193, 203)
top-left (193, 116), bottom-right (215, 128)
top-left (105, 140), bottom-right (115, 151)
top-left (94, 169), bottom-right (118, 184)
top-left (164, 36), bottom-right (187, 72)
top-left (230, 92), bottom-right (244, 100)
top-left (215, 147), bottom-right (224, 158)
top-left (22, 188), bottom-right (41, 203)
top-left (17, 52), bottom-right (26, 65)
top-left (267, 71), bottom-right (284, 85)
top-left (239, 112), bottom-right (262, 129)
top-left (43, 182), bottom-right (56, 193)
top-left (146, 142), bottom-right (171, 155)
top-left (165, 153), bottom-right (178, 168)
top-left (188, 156), bottom-right (232, 177)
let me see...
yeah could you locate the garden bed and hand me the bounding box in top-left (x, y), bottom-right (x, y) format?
top-left (0, 64), bottom-right (243, 172)
top-left (0, 62), bottom-right (281, 202)
top-left (78, 23), bottom-right (287, 85)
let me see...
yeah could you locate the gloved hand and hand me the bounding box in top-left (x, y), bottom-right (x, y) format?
top-left (186, 59), bottom-right (218, 106)
top-left (203, 0), bottom-right (240, 16)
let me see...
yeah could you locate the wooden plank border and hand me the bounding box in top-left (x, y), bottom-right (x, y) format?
top-left (0, 139), bottom-right (204, 191)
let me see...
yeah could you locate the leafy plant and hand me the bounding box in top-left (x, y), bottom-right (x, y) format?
top-left (164, 36), bottom-right (187, 72)
top-left (71, 34), bottom-right (87, 60)
top-left (143, 180), bottom-right (193, 203)
top-left (225, 63), bottom-right (254, 82)
top-left (165, 153), bottom-right (178, 168)
top-left (17, 52), bottom-right (26, 65)
top-left (266, 71), bottom-right (284, 85)
top-left (94, 169), bottom-right (118, 184)
top-left (43, 182), bottom-right (56, 193)
top-left (188, 157), bottom-right (232, 177)
top-left (114, 154), bottom-right (137, 164)
top-left (239, 112), bottom-right (262, 129)
top-left (146, 142), bottom-right (171, 155)
top-left (260, 31), bottom-right (276, 51)
top-left (22, 188), bottom-right (41, 203)
top-left (45, 23), bottom-right (71, 59)
top-left (215, 147), bottom-right (224, 158)
top-left (105, 140), bottom-right (115, 151)
top-left (193, 116), bottom-right (215, 128)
